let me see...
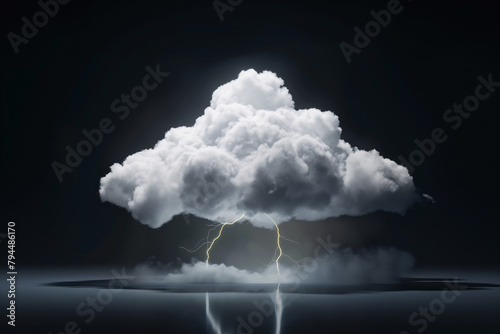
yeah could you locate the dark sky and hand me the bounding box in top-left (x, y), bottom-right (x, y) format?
top-left (1, 0), bottom-right (499, 270)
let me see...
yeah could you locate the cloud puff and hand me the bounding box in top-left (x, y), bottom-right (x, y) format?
top-left (307, 247), bottom-right (414, 285)
top-left (99, 69), bottom-right (418, 228)
top-left (163, 262), bottom-right (278, 284)
top-left (133, 248), bottom-right (413, 285)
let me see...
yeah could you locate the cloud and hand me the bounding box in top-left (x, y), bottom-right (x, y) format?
top-left (306, 247), bottom-right (414, 285)
top-left (422, 193), bottom-right (435, 203)
top-left (99, 69), bottom-right (418, 228)
top-left (163, 262), bottom-right (278, 284)
top-left (133, 247), bottom-right (414, 285)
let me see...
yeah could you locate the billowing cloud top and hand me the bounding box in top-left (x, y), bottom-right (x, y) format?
top-left (99, 69), bottom-right (417, 228)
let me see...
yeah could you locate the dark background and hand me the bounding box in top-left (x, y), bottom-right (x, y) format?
top-left (1, 0), bottom-right (499, 271)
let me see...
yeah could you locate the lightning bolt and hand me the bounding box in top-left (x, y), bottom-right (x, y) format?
top-left (264, 214), bottom-right (284, 334)
top-left (265, 213), bottom-right (282, 277)
top-left (179, 212), bottom-right (302, 334)
top-left (179, 212), bottom-right (304, 275)
top-left (206, 213), bottom-right (245, 265)
top-left (200, 214), bottom-right (244, 334)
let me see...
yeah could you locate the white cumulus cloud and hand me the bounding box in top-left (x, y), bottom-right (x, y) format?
top-left (99, 69), bottom-right (418, 228)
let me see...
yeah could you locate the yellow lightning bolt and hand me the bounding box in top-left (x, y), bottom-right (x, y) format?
top-left (180, 212), bottom-right (303, 280)
top-left (265, 213), bottom-right (282, 277)
top-left (205, 213), bottom-right (245, 265)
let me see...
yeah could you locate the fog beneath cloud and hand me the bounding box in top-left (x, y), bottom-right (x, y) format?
top-left (134, 247), bottom-right (414, 285)
top-left (100, 69), bottom-right (418, 228)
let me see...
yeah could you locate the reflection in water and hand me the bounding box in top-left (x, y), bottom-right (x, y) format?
top-left (204, 283), bottom-right (284, 334)
top-left (274, 283), bottom-right (283, 334)
top-left (206, 292), bottom-right (222, 334)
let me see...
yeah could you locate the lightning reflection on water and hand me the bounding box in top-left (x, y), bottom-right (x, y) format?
top-left (274, 282), bottom-right (283, 334)
top-left (206, 291), bottom-right (222, 334)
